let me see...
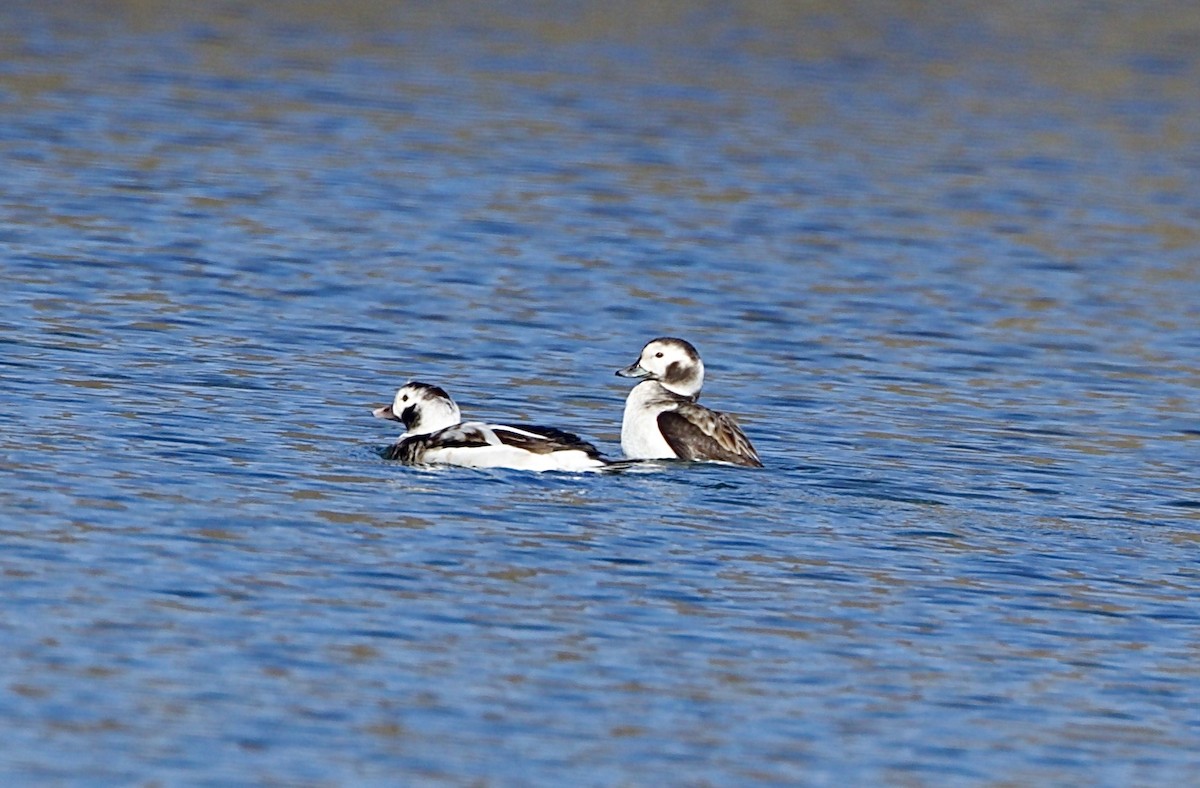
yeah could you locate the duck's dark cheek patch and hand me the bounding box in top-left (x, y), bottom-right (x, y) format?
top-left (665, 361), bottom-right (684, 384)
top-left (401, 404), bottom-right (419, 428)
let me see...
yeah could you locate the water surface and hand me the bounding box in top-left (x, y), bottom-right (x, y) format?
top-left (2, 2), bottom-right (1199, 783)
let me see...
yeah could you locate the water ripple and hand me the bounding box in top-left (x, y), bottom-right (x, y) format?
top-left (2, 1), bottom-right (1199, 784)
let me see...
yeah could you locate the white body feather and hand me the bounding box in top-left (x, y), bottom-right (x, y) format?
top-left (423, 423), bottom-right (606, 471)
top-left (620, 381), bottom-right (677, 459)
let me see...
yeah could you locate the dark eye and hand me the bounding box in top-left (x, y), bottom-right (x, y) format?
top-left (655, 352), bottom-right (664, 358)
top-left (402, 395), bottom-right (409, 402)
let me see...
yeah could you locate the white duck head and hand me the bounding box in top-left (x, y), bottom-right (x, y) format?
top-left (373, 381), bottom-right (462, 437)
top-left (616, 337), bottom-right (705, 399)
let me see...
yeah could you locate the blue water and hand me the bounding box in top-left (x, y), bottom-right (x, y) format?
top-left (3, 2), bottom-right (1199, 784)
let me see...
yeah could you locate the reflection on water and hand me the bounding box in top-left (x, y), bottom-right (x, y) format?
top-left (1, 1), bottom-right (1199, 783)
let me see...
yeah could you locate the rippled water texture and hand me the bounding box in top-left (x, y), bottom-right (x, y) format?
top-left (2, 2), bottom-right (1199, 783)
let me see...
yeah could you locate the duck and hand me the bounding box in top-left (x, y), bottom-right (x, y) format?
top-left (373, 381), bottom-right (608, 472)
top-left (615, 337), bottom-right (762, 467)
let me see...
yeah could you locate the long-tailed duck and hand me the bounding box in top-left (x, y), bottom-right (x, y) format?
top-left (616, 337), bottom-right (762, 467)
top-left (373, 381), bottom-right (607, 472)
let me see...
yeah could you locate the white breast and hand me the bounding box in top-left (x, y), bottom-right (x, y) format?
top-left (620, 382), bottom-right (678, 460)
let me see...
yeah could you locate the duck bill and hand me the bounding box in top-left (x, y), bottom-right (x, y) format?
top-left (373, 404), bottom-right (401, 421)
top-left (616, 362), bottom-right (652, 379)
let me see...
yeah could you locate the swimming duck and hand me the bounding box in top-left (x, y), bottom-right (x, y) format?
top-left (616, 337), bottom-right (762, 467)
top-left (374, 381), bottom-right (607, 472)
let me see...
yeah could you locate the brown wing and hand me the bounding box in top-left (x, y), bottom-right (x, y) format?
top-left (493, 424), bottom-right (604, 459)
top-left (658, 404), bottom-right (762, 467)
top-left (384, 423), bottom-right (606, 464)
